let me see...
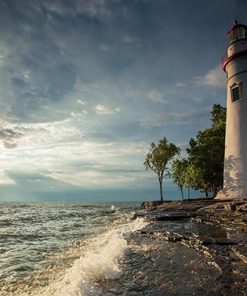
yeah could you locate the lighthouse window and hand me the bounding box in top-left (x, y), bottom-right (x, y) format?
top-left (230, 82), bottom-right (242, 102)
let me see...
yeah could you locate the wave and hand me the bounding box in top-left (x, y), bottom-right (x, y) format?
top-left (19, 217), bottom-right (148, 296)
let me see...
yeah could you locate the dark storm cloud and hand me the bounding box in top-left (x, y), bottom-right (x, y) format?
top-left (0, 0), bottom-right (241, 124)
top-left (0, 0), bottom-right (236, 123)
top-left (0, 0), bottom-right (79, 121)
top-left (0, 128), bottom-right (23, 140)
top-left (0, 127), bottom-right (24, 149)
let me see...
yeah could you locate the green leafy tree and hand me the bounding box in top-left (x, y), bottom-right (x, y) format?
top-left (187, 104), bottom-right (226, 197)
top-left (183, 163), bottom-right (204, 199)
top-left (210, 104), bottom-right (226, 126)
top-left (171, 158), bottom-right (189, 200)
top-left (144, 137), bottom-right (180, 202)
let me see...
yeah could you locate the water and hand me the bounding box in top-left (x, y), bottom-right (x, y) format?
top-left (0, 201), bottom-right (145, 295)
top-left (0, 202), bottom-right (221, 296)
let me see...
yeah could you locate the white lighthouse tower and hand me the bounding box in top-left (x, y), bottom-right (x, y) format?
top-left (217, 21), bottom-right (247, 200)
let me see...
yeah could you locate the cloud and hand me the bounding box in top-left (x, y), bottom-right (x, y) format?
top-left (0, 118), bottom-right (82, 150)
top-left (0, 137), bottom-right (149, 191)
top-left (77, 99), bottom-right (87, 106)
top-left (47, 170), bottom-right (139, 188)
top-left (127, 88), bottom-right (167, 104)
top-left (3, 142), bottom-right (18, 149)
top-left (192, 97), bottom-right (203, 103)
top-left (40, 0), bottom-right (110, 18)
top-left (95, 104), bottom-right (120, 115)
top-left (0, 170), bottom-right (16, 185)
top-left (4, 170), bottom-right (77, 191)
top-left (76, 0), bottom-right (109, 17)
top-left (141, 109), bottom-right (209, 127)
top-left (147, 90), bottom-right (166, 104)
top-left (0, 0), bottom-right (231, 199)
top-left (0, 127), bottom-right (24, 149)
top-left (0, 128), bottom-right (23, 141)
top-left (70, 111), bottom-right (87, 119)
top-left (100, 45), bottom-right (111, 51)
top-left (122, 35), bottom-right (140, 45)
top-left (174, 82), bottom-right (187, 88)
top-left (196, 66), bottom-right (225, 88)
top-left (41, 142), bottom-right (148, 189)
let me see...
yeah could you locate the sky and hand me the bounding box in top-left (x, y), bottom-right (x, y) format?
top-left (0, 0), bottom-right (247, 202)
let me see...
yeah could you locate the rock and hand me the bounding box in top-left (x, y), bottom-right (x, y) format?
top-left (224, 203), bottom-right (237, 211)
top-left (155, 213), bottom-right (195, 221)
top-left (167, 235), bottom-right (183, 242)
top-left (141, 201), bottom-right (163, 209)
top-left (232, 247), bottom-right (247, 264)
top-left (237, 204), bottom-right (247, 212)
top-left (136, 198), bottom-right (247, 294)
top-left (202, 240), bottom-right (238, 246)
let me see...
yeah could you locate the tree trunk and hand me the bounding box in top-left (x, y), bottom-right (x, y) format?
top-left (213, 185), bottom-right (218, 197)
top-left (187, 186), bottom-right (190, 200)
top-left (159, 178), bottom-right (164, 202)
top-left (180, 185), bottom-right (184, 200)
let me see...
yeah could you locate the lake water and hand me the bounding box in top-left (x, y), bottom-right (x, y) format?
top-left (0, 201), bottom-right (222, 296)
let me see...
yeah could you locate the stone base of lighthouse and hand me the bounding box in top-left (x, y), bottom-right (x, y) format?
top-left (215, 156), bottom-right (247, 200)
top-left (215, 186), bottom-right (247, 200)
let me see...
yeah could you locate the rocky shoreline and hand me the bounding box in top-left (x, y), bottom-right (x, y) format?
top-left (135, 199), bottom-right (247, 295)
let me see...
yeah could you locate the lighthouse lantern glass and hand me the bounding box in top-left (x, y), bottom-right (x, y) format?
top-left (228, 26), bottom-right (247, 44)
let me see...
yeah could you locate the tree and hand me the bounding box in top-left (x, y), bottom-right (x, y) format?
top-left (171, 158), bottom-right (189, 200)
top-left (210, 104), bottom-right (226, 126)
top-left (144, 137), bottom-right (180, 202)
top-left (183, 163), bottom-right (204, 199)
top-left (186, 104), bottom-right (226, 197)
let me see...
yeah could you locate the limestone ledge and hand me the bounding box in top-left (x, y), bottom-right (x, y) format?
top-left (137, 198), bottom-right (247, 292)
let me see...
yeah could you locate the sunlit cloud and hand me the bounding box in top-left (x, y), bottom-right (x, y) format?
top-left (0, 138), bottom-right (149, 191)
top-left (195, 65), bottom-right (225, 88)
top-left (95, 104), bottom-right (120, 115)
top-left (0, 119), bottom-right (82, 150)
top-left (0, 170), bottom-right (16, 185)
top-left (48, 170), bottom-right (140, 188)
top-left (77, 99), bottom-right (88, 106)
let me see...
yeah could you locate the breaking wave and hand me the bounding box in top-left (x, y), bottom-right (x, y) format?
top-left (21, 217), bottom-right (147, 296)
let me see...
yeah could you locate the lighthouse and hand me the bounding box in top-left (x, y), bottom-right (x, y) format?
top-left (217, 21), bottom-right (247, 200)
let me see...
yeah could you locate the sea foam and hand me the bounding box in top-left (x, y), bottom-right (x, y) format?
top-left (37, 217), bottom-right (147, 296)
